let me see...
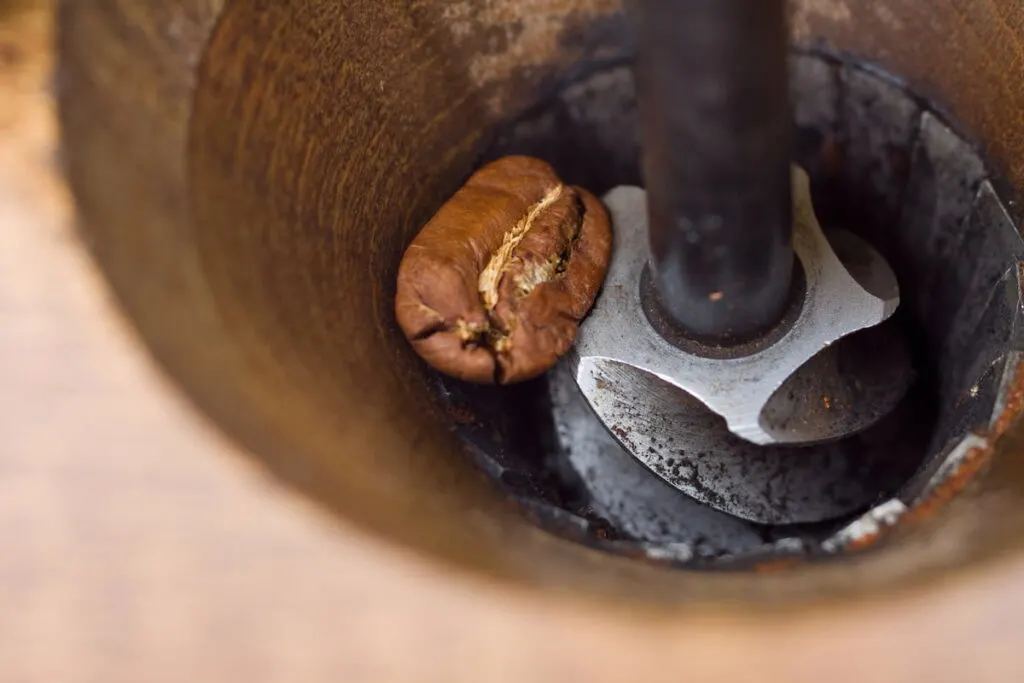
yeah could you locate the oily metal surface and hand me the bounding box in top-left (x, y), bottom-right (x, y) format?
top-left (548, 361), bottom-right (770, 551)
top-left (570, 353), bottom-right (917, 524)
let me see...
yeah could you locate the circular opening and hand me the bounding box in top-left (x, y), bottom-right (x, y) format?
top-left (63, 0), bottom-right (1024, 608)
top-left (436, 52), bottom-right (1024, 568)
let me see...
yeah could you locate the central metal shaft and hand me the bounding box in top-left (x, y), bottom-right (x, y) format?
top-left (636, 0), bottom-right (794, 341)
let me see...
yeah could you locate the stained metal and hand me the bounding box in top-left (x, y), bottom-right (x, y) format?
top-left (573, 166), bottom-right (905, 447)
top-left (636, 0), bottom-right (793, 340)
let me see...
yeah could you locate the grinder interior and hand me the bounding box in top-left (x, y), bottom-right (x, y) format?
top-left (59, 0), bottom-right (1024, 606)
top-left (440, 50), bottom-right (1024, 567)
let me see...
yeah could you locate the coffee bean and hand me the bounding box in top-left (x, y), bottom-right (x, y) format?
top-left (395, 156), bottom-right (612, 384)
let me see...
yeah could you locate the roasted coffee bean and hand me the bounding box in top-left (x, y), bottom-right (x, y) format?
top-left (395, 156), bottom-right (613, 384)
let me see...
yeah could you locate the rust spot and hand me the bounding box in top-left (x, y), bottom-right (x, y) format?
top-left (610, 425), bottom-right (638, 453)
top-left (903, 359), bottom-right (1024, 527)
top-left (823, 395), bottom-right (832, 409)
top-left (845, 529), bottom-right (883, 552)
top-left (753, 557), bottom-right (804, 574)
top-left (821, 136), bottom-right (843, 178)
top-left (446, 403), bottom-right (477, 425)
top-left (709, 291), bottom-right (724, 302)
top-left (903, 444), bottom-right (992, 526)
top-left (887, 144), bottom-right (912, 180)
top-left (595, 378), bottom-right (609, 390)
top-left (991, 359), bottom-right (1024, 437)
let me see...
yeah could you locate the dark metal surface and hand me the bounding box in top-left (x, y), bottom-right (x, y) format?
top-left (460, 53), bottom-right (1023, 556)
top-left (570, 355), bottom-right (921, 524)
top-left (900, 112), bottom-right (987, 330)
top-left (548, 361), bottom-right (769, 551)
top-left (635, 0), bottom-right (793, 340)
top-left (938, 183), bottom-right (1024, 383)
top-left (837, 65), bottom-right (920, 255)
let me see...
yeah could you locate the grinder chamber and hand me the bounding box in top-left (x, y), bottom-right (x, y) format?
top-left (57, 0), bottom-right (1024, 672)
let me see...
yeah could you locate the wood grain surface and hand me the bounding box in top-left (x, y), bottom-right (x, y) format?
top-left (6, 1), bottom-right (1024, 681)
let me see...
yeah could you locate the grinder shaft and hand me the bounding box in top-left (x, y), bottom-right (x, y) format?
top-left (571, 1), bottom-right (914, 519)
top-left (636, 0), bottom-right (793, 340)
